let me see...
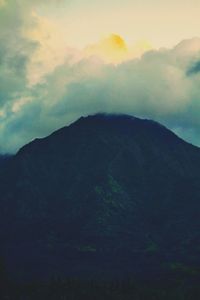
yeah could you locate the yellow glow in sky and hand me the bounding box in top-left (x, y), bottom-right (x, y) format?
top-left (40, 0), bottom-right (200, 50)
top-left (20, 0), bottom-right (200, 83)
top-left (84, 34), bottom-right (128, 64)
top-left (84, 34), bottom-right (152, 64)
top-left (25, 11), bottom-right (153, 84)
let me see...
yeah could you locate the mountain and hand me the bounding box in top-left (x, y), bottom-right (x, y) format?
top-left (0, 114), bottom-right (200, 281)
top-left (0, 154), bottom-right (11, 167)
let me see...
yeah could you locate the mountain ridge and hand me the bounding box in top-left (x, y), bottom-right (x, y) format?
top-left (17, 113), bottom-right (192, 155)
top-left (0, 114), bottom-right (200, 281)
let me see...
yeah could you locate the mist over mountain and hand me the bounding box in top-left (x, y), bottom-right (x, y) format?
top-left (0, 114), bottom-right (200, 281)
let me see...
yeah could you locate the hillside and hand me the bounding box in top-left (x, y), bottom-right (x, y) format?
top-left (0, 114), bottom-right (200, 280)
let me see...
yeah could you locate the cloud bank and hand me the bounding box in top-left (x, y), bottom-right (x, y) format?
top-left (1, 1), bottom-right (200, 153)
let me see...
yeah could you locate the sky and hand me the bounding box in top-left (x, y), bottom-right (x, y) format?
top-left (1, 0), bottom-right (200, 153)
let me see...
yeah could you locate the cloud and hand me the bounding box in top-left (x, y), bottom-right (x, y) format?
top-left (1, 1), bottom-right (200, 153)
top-left (0, 0), bottom-right (36, 108)
top-left (187, 61), bottom-right (200, 76)
top-left (0, 0), bottom-right (6, 7)
top-left (30, 37), bottom-right (200, 148)
top-left (0, 0), bottom-right (75, 152)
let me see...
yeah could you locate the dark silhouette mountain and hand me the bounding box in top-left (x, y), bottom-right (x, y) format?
top-left (0, 114), bottom-right (200, 281)
top-left (0, 156), bottom-right (4, 167)
top-left (0, 154), bottom-right (11, 167)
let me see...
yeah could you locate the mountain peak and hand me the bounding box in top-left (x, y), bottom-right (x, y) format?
top-left (73, 113), bottom-right (166, 132)
top-left (1, 113), bottom-right (200, 280)
top-left (17, 113), bottom-right (185, 157)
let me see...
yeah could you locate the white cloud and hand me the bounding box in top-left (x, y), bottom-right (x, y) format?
top-left (1, 1), bottom-right (200, 153)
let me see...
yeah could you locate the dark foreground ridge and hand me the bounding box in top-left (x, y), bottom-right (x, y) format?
top-left (1, 276), bottom-right (200, 300)
top-left (0, 113), bottom-right (200, 284)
